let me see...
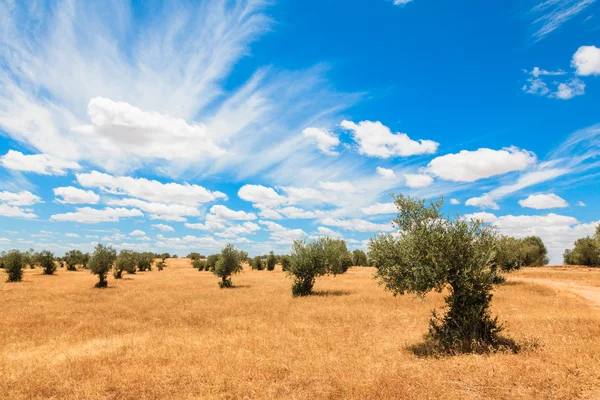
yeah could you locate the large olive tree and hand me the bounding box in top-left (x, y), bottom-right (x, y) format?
top-left (213, 244), bottom-right (243, 288)
top-left (88, 244), bottom-right (117, 288)
top-left (369, 195), bottom-right (509, 354)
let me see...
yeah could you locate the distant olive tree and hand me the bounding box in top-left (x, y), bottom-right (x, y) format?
top-left (252, 256), bottom-right (263, 271)
top-left (207, 254), bottom-right (220, 272)
top-left (369, 195), bottom-right (513, 354)
top-left (137, 252), bottom-right (154, 272)
top-left (213, 244), bottom-right (243, 288)
top-left (4, 250), bottom-right (24, 282)
top-left (266, 251), bottom-right (277, 271)
top-left (187, 252), bottom-right (201, 261)
top-left (37, 250), bottom-right (56, 275)
top-left (352, 249), bottom-right (368, 266)
top-left (288, 237), bottom-right (349, 297)
top-left (65, 250), bottom-right (84, 271)
top-left (280, 255), bottom-right (291, 271)
top-left (114, 250), bottom-right (137, 279)
top-left (89, 244), bottom-right (117, 288)
top-left (564, 226), bottom-right (600, 266)
top-left (520, 236), bottom-right (549, 266)
top-left (156, 261), bottom-right (165, 271)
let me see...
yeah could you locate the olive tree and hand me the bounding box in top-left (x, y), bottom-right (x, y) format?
top-left (266, 251), bottom-right (277, 271)
top-left (280, 255), bottom-right (291, 271)
top-left (520, 236), bottom-right (549, 266)
top-left (352, 249), bottom-right (368, 266)
top-left (288, 237), bottom-right (349, 297)
top-left (37, 250), bottom-right (57, 275)
top-left (4, 250), bottom-right (24, 282)
top-left (213, 244), bottom-right (242, 288)
top-left (137, 252), bottom-right (154, 272)
top-left (369, 195), bottom-right (509, 354)
top-left (88, 244), bottom-right (117, 288)
top-left (252, 256), bottom-right (263, 270)
top-left (114, 250), bottom-right (137, 279)
top-left (65, 250), bottom-right (84, 271)
top-left (564, 233), bottom-right (600, 266)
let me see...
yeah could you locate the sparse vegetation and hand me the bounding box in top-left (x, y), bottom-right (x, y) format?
top-left (37, 250), bottom-right (56, 275)
top-left (4, 250), bottom-right (24, 282)
top-left (88, 244), bottom-right (117, 288)
top-left (114, 250), bottom-right (137, 279)
top-left (213, 244), bottom-right (242, 288)
top-left (252, 256), bottom-right (263, 271)
top-left (266, 251), bottom-right (277, 271)
top-left (564, 225), bottom-right (600, 266)
top-left (137, 252), bottom-right (154, 272)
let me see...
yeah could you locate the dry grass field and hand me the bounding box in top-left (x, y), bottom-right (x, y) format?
top-left (1, 260), bottom-right (600, 399)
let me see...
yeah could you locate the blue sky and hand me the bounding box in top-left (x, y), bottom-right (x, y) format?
top-left (0, 0), bottom-right (599, 263)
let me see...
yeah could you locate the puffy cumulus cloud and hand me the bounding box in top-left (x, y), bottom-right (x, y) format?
top-left (53, 187), bottom-right (100, 204)
top-left (50, 207), bottom-right (143, 223)
top-left (302, 127), bottom-right (340, 155)
top-left (238, 185), bottom-right (287, 209)
top-left (465, 195), bottom-right (500, 210)
top-left (321, 217), bottom-right (393, 232)
top-left (427, 147), bottom-right (537, 183)
top-left (450, 198), bottom-right (460, 205)
top-left (107, 198), bottom-right (200, 222)
top-left (572, 45), bottom-right (600, 76)
top-left (184, 220), bottom-right (226, 231)
top-left (376, 167), bottom-right (396, 180)
top-left (208, 205), bottom-right (256, 221)
top-left (282, 187), bottom-right (336, 204)
top-left (340, 120), bottom-right (439, 158)
top-left (519, 193), bottom-right (568, 209)
top-left (522, 67), bottom-right (585, 100)
top-left (65, 233), bottom-right (80, 238)
top-left (155, 235), bottom-right (227, 251)
top-left (76, 171), bottom-right (226, 206)
top-left (463, 212), bottom-right (498, 223)
top-left (259, 209), bottom-right (284, 220)
top-left (0, 150), bottom-right (81, 175)
top-left (312, 226), bottom-right (344, 238)
top-left (259, 221), bottom-right (307, 244)
top-left (215, 222), bottom-right (261, 238)
top-left (361, 202), bottom-right (397, 215)
top-left (404, 173), bottom-right (434, 188)
top-left (130, 230), bottom-right (146, 237)
top-left (552, 79), bottom-right (585, 100)
top-left (276, 207), bottom-right (327, 219)
top-left (0, 203), bottom-right (37, 219)
top-left (72, 97), bottom-right (225, 170)
top-left (318, 181), bottom-right (362, 193)
top-left (0, 190), bottom-right (42, 206)
top-left (151, 224), bottom-right (174, 232)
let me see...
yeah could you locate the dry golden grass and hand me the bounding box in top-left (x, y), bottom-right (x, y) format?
top-left (1, 260), bottom-right (600, 399)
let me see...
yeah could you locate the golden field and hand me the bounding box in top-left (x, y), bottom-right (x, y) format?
top-left (1, 260), bottom-right (600, 399)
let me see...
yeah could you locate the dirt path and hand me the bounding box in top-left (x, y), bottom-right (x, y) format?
top-left (511, 277), bottom-right (600, 310)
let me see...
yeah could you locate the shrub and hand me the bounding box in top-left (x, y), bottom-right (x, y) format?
top-left (157, 261), bottom-right (165, 271)
top-left (520, 236), bottom-right (549, 266)
top-left (137, 252), bottom-right (154, 272)
top-left (89, 244), bottom-right (117, 288)
top-left (213, 244), bottom-right (242, 288)
top-left (65, 250), bottom-right (84, 271)
top-left (187, 252), bottom-right (201, 261)
top-left (114, 250), bottom-right (137, 279)
top-left (252, 256), bottom-right (263, 270)
top-left (37, 250), bottom-right (56, 275)
top-left (494, 236), bottom-right (524, 272)
top-left (280, 255), bottom-right (291, 271)
top-left (369, 195), bottom-right (510, 354)
top-left (352, 249), bottom-right (368, 266)
top-left (288, 237), bottom-right (349, 297)
top-left (207, 254), bottom-right (220, 271)
top-left (266, 251), bottom-right (277, 271)
top-left (564, 236), bottom-right (600, 266)
top-left (4, 250), bottom-right (24, 282)
top-left (192, 259), bottom-right (202, 269)
top-left (22, 248), bottom-right (36, 269)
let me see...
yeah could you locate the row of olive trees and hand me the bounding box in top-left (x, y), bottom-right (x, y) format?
top-left (0, 249), bottom-right (59, 282)
top-left (564, 224), bottom-right (600, 266)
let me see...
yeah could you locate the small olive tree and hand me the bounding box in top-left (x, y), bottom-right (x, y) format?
top-left (88, 244), bottom-right (117, 288)
top-left (369, 195), bottom-right (510, 354)
top-left (65, 250), bottom-right (84, 271)
top-left (252, 256), bottom-right (263, 270)
top-left (288, 237), bottom-right (349, 297)
top-left (37, 250), bottom-right (57, 275)
top-left (137, 252), bottom-right (154, 272)
top-left (4, 250), bottom-right (24, 282)
top-left (280, 255), bottom-right (291, 271)
top-left (213, 244), bottom-right (242, 288)
top-left (352, 249), bottom-right (368, 266)
top-left (520, 236), bottom-right (549, 266)
top-left (206, 254), bottom-right (220, 271)
top-left (266, 251), bottom-right (277, 271)
top-left (114, 250), bottom-right (137, 279)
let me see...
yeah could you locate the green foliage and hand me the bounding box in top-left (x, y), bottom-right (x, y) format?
top-left (187, 252), bottom-right (202, 261)
top-left (520, 236), bottom-right (549, 266)
top-left (4, 250), bottom-right (24, 282)
top-left (564, 237), bottom-right (600, 266)
top-left (37, 250), bottom-right (56, 275)
top-left (280, 255), bottom-right (291, 271)
top-left (156, 261), bottom-right (165, 271)
top-left (192, 259), bottom-right (203, 269)
top-left (213, 244), bottom-right (242, 288)
top-left (65, 250), bottom-right (84, 271)
top-left (352, 249), bottom-right (368, 266)
top-left (266, 251), bottom-right (277, 271)
top-left (369, 195), bottom-right (510, 354)
top-left (137, 252), bottom-right (154, 272)
top-left (114, 250), bottom-right (137, 279)
top-left (88, 244), bottom-right (117, 288)
top-left (252, 256), bottom-right (263, 270)
top-left (494, 236), bottom-right (524, 272)
top-left (160, 253), bottom-right (170, 262)
top-left (288, 237), bottom-right (350, 297)
top-left (207, 254), bottom-right (220, 271)
top-left (239, 250), bottom-right (249, 263)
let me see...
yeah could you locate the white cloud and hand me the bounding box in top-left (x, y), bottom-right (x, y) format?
top-left (404, 173), bottom-right (434, 188)
top-left (529, 0), bottom-right (596, 41)
top-left (552, 79), bottom-right (585, 100)
top-left (50, 207), bottom-right (143, 223)
top-left (0, 150), bottom-right (81, 175)
top-left (361, 202), bottom-right (397, 215)
top-left (151, 224), bottom-right (175, 232)
top-left (321, 217), bottom-right (393, 232)
top-left (463, 212), bottom-right (498, 223)
top-left (208, 205), bottom-right (257, 221)
top-left (319, 181), bottom-right (362, 193)
top-left (315, 226), bottom-right (343, 238)
top-left (519, 193), bottom-right (568, 209)
top-left (259, 220), bottom-right (306, 243)
top-left (493, 213), bottom-right (578, 230)
top-left (276, 207), bottom-right (327, 219)
top-left (340, 120), bottom-right (439, 158)
top-left (0, 190), bottom-right (42, 206)
top-left (184, 220), bottom-right (226, 231)
top-left (130, 230), bottom-right (146, 237)
top-left (572, 45), bottom-right (600, 76)
top-left (282, 187), bottom-right (336, 205)
top-left (465, 195), bottom-right (500, 210)
top-left (238, 184), bottom-right (287, 208)
top-left (107, 198), bottom-right (200, 221)
top-left (376, 167), bottom-right (396, 180)
top-left (65, 233), bottom-right (80, 238)
top-left (393, 0), bottom-right (413, 5)
top-left (450, 198), bottom-right (460, 205)
top-left (522, 68), bottom-right (584, 100)
top-left (0, 203), bottom-right (37, 219)
top-left (427, 147), bottom-right (537, 182)
top-left (302, 127), bottom-right (340, 155)
top-left (576, 201), bottom-right (586, 207)
top-left (77, 171), bottom-right (226, 206)
top-left (53, 186), bottom-right (100, 204)
top-left (215, 222), bottom-right (260, 238)
top-left (258, 209), bottom-right (284, 220)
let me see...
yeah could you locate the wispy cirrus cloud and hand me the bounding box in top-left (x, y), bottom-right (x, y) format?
top-left (529, 0), bottom-right (597, 41)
